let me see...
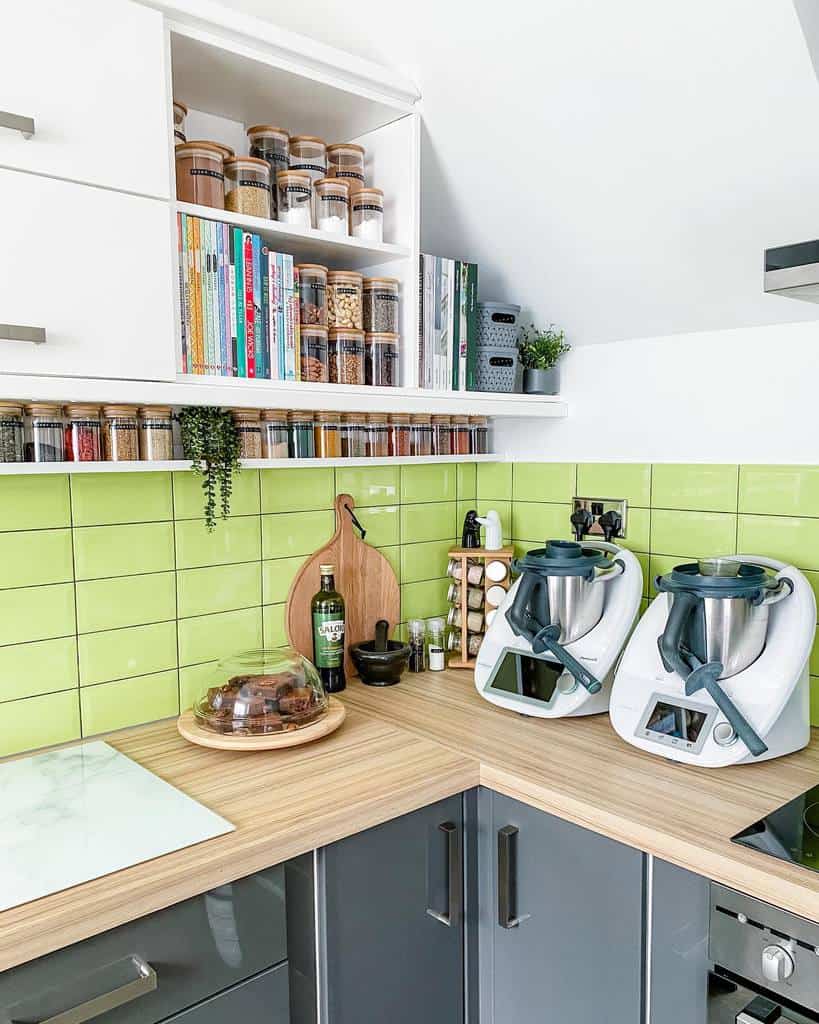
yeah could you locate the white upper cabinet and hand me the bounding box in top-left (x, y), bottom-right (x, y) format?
top-left (0, 0), bottom-right (170, 198)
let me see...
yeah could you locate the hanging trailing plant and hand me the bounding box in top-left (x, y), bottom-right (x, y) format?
top-left (177, 406), bottom-right (241, 531)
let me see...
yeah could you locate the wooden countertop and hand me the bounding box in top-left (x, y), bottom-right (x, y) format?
top-left (3, 669), bottom-right (819, 972)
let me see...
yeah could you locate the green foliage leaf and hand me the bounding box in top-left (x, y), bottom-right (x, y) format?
top-left (177, 407), bottom-right (241, 531)
top-left (517, 323), bottom-right (571, 370)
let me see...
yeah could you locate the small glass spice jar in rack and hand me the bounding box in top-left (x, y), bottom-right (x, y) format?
top-left (447, 558), bottom-right (485, 585)
top-left (103, 405), bottom-right (140, 462)
top-left (231, 408), bottom-right (263, 459)
top-left (65, 404), bottom-right (102, 462)
top-left (328, 328), bottom-right (365, 385)
top-left (0, 402), bottom-right (25, 463)
top-left (314, 410), bottom-right (342, 458)
top-left (223, 156), bottom-right (271, 219)
top-left (138, 406), bottom-right (174, 461)
top-left (288, 410), bottom-right (315, 458)
top-left (450, 415), bottom-right (471, 456)
top-left (261, 409), bottom-right (289, 459)
top-left (367, 413), bottom-right (390, 457)
top-left (341, 412), bottom-right (368, 458)
top-left (296, 264), bottom-right (328, 325)
top-left (431, 415), bottom-right (451, 456)
top-left (409, 413), bottom-right (433, 456)
top-left (314, 178), bottom-right (349, 235)
top-left (470, 415), bottom-right (490, 454)
top-left (25, 402), bottom-right (63, 463)
top-left (389, 413), bottom-right (411, 456)
top-left (276, 169), bottom-right (312, 227)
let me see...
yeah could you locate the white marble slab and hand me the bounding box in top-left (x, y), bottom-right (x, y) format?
top-left (0, 741), bottom-right (234, 911)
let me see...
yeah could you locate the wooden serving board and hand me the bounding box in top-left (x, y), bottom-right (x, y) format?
top-left (177, 697), bottom-right (346, 751)
top-left (286, 493), bottom-right (400, 678)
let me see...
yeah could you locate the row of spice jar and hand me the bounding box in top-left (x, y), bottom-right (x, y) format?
top-left (0, 403), bottom-right (174, 463)
top-left (298, 267), bottom-right (398, 333)
top-left (233, 410), bottom-right (491, 460)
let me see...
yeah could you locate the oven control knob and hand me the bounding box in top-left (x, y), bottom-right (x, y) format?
top-left (713, 722), bottom-right (737, 747)
top-left (761, 944), bottom-right (794, 983)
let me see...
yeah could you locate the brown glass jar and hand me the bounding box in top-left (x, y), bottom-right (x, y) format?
top-left (175, 141), bottom-right (225, 208)
top-left (341, 412), bottom-right (368, 458)
top-left (300, 326), bottom-right (329, 383)
top-left (138, 406), bottom-right (174, 461)
top-left (431, 415), bottom-right (452, 456)
top-left (389, 413), bottom-right (411, 457)
top-left (295, 264), bottom-right (328, 325)
top-left (470, 415), bottom-right (489, 454)
top-left (367, 413), bottom-right (390, 457)
top-left (103, 405), bottom-right (139, 462)
top-left (410, 414), bottom-right (433, 457)
top-left (314, 411), bottom-right (341, 458)
top-left (261, 410), bottom-right (289, 459)
top-left (231, 408), bottom-right (263, 459)
top-left (328, 328), bottom-right (365, 385)
top-left (224, 156), bottom-right (271, 218)
top-left (451, 415), bottom-right (471, 456)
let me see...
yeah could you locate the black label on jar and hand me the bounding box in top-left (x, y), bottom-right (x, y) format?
top-left (190, 168), bottom-right (225, 180)
top-left (237, 178), bottom-right (271, 190)
top-left (174, 129), bottom-right (186, 142)
top-left (290, 162), bottom-right (326, 174)
top-left (140, 422), bottom-right (173, 431)
top-left (372, 292), bottom-right (399, 303)
top-left (340, 340), bottom-right (365, 355)
top-left (235, 425), bottom-right (262, 434)
top-left (335, 170), bottom-right (365, 181)
top-left (34, 420), bottom-right (63, 430)
top-left (320, 193), bottom-right (349, 204)
top-left (285, 185), bottom-right (311, 196)
top-left (353, 203), bottom-right (383, 212)
top-left (335, 286), bottom-right (358, 296)
top-left (110, 423), bottom-right (138, 432)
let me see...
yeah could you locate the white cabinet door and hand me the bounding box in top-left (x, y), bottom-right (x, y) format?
top-left (0, 0), bottom-right (170, 198)
top-left (0, 170), bottom-right (176, 381)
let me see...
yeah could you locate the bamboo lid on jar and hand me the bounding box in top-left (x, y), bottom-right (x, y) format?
top-left (230, 408), bottom-right (261, 421)
top-left (276, 169), bottom-right (311, 185)
top-left (103, 405), bottom-right (138, 417)
top-left (0, 401), bottom-right (24, 415)
top-left (25, 402), bottom-right (63, 416)
top-left (173, 99), bottom-right (188, 115)
top-left (364, 332), bottom-right (399, 343)
top-left (66, 404), bottom-right (102, 418)
top-left (363, 277), bottom-right (399, 289)
top-left (431, 414), bottom-right (451, 424)
top-left (315, 410), bottom-right (340, 422)
top-left (329, 328), bottom-right (365, 340)
top-left (139, 405), bottom-right (173, 417)
top-left (410, 413), bottom-right (432, 424)
top-left (390, 413), bottom-right (411, 423)
top-left (295, 263), bottom-right (328, 276)
top-left (246, 124), bottom-right (289, 139)
top-left (451, 414), bottom-right (470, 425)
top-left (261, 409), bottom-right (288, 422)
top-left (367, 413), bottom-right (389, 423)
top-left (224, 155), bottom-right (271, 173)
top-left (288, 410), bottom-right (314, 421)
top-left (469, 415), bottom-right (488, 424)
top-left (327, 143), bottom-right (364, 155)
top-left (175, 141), bottom-right (229, 159)
top-left (314, 177), bottom-right (350, 196)
top-left (300, 324), bottom-right (328, 338)
top-left (327, 270), bottom-right (363, 283)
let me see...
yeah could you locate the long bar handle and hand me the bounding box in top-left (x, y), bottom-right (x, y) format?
top-left (0, 112), bottom-right (35, 139)
top-left (426, 821), bottom-right (461, 927)
top-left (9, 955), bottom-right (156, 1024)
top-left (498, 825), bottom-right (531, 929)
top-left (0, 324), bottom-right (46, 344)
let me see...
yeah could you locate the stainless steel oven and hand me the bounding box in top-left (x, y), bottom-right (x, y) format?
top-left (709, 883), bottom-right (819, 1023)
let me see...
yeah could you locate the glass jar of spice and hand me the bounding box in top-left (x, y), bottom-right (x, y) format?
top-left (389, 413), bottom-right (411, 456)
top-left (139, 406), bottom-right (174, 461)
top-left (447, 606), bottom-right (485, 634)
top-left (276, 170), bottom-right (312, 228)
top-left (470, 415), bottom-right (489, 454)
top-left (447, 632), bottom-right (483, 657)
top-left (231, 408), bottom-right (263, 459)
top-left (326, 143), bottom-right (365, 190)
top-left (341, 412), bottom-right (367, 458)
top-left (224, 156), bottom-right (271, 219)
top-left (103, 405), bottom-right (139, 462)
top-left (328, 328), bottom-right (365, 385)
top-left (295, 264), bottom-right (327, 325)
top-left (327, 271), bottom-right (363, 329)
top-left (247, 125), bottom-right (289, 217)
top-left (300, 326), bottom-right (329, 383)
top-left (288, 410), bottom-right (315, 458)
top-left (25, 403), bottom-right (63, 463)
top-left (175, 141), bottom-right (225, 208)
top-left (289, 135), bottom-right (327, 220)
top-left (451, 415), bottom-right (471, 456)
top-left (363, 277), bottom-right (399, 334)
top-left (365, 332), bottom-right (399, 387)
top-left (314, 411), bottom-right (341, 458)
top-left (410, 413), bottom-right (433, 456)
top-left (314, 178), bottom-right (349, 235)
top-left (0, 402), bottom-right (24, 463)
top-left (351, 187), bottom-right (384, 242)
top-left (65, 404), bottom-right (102, 462)
top-left (261, 409), bottom-right (289, 459)
top-left (367, 413), bottom-right (390, 457)
top-left (431, 415), bottom-right (452, 456)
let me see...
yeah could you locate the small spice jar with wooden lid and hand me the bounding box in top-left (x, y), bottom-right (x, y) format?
top-left (231, 408), bottom-right (262, 459)
top-left (470, 415), bottom-right (489, 454)
top-left (363, 277), bottom-right (399, 333)
top-left (410, 413), bottom-right (433, 456)
top-left (314, 178), bottom-right (350, 235)
top-left (139, 406), bottom-right (174, 461)
top-left (314, 411), bottom-right (341, 458)
top-left (300, 326), bottom-right (329, 382)
top-left (224, 156), bottom-right (271, 219)
top-left (431, 415), bottom-right (452, 456)
top-left (25, 402), bottom-right (63, 463)
top-left (103, 405), bottom-right (139, 462)
top-left (389, 413), bottom-right (411, 456)
top-left (276, 170), bottom-right (312, 227)
top-left (328, 328), bottom-right (365, 384)
top-left (175, 141), bottom-right (226, 208)
top-left (367, 413), bottom-right (390, 457)
top-left (261, 409), bottom-right (289, 459)
top-left (247, 125), bottom-right (289, 215)
top-left (341, 412), bottom-right (367, 458)
top-left (326, 143), bottom-right (365, 189)
top-left (296, 264), bottom-right (328, 325)
top-left (327, 271), bottom-right (363, 329)
top-left (0, 402), bottom-right (25, 463)
top-left (288, 410), bottom-right (315, 458)
top-left (65, 404), bottom-right (102, 462)
top-left (451, 415), bottom-right (471, 456)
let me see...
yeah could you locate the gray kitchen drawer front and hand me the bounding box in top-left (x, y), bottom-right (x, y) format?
top-left (0, 866), bottom-right (287, 1024)
top-left (165, 964), bottom-right (290, 1024)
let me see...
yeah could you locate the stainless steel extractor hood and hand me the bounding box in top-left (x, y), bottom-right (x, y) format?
top-left (764, 240), bottom-right (819, 302)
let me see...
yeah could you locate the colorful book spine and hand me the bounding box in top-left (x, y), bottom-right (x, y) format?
top-left (267, 250), bottom-right (279, 381)
top-left (243, 232), bottom-right (256, 378)
top-left (216, 222), bottom-right (226, 375)
top-left (292, 266), bottom-right (301, 384)
top-left (283, 254), bottom-right (296, 381)
top-left (465, 262), bottom-right (478, 391)
top-left (276, 252), bottom-right (286, 380)
top-left (457, 261), bottom-right (468, 391)
top-left (177, 214), bottom-right (188, 374)
top-left (205, 221), bottom-right (216, 374)
top-left (252, 234), bottom-right (265, 378)
top-left (190, 218), bottom-right (202, 374)
top-left (233, 229), bottom-right (246, 378)
top-left (227, 225), bottom-right (238, 376)
top-left (451, 260), bottom-right (461, 391)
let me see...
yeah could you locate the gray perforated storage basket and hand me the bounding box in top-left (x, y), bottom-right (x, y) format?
top-left (478, 302), bottom-right (521, 349)
top-left (475, 346), bottom-right (518, 393)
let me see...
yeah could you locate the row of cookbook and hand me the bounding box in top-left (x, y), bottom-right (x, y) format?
top-left (177, 213), bottom-right (300, 379)
top-left (418, 254), bottom-right (479, 392)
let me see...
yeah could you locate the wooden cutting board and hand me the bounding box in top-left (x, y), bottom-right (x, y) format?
top-left (286, 493), bottom-right (400, 678)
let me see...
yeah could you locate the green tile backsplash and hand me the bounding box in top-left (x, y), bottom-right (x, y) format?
top-left (3, 460), bottom-right (819, 758)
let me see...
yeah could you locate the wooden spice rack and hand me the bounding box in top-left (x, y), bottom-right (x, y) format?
top-left (446, 546), bottom-right (514, 669)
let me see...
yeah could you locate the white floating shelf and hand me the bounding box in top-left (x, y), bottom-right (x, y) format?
top-left (176, 202), bottom-right (410, 270)
top-left (0, 455), bottom-right (501, 476)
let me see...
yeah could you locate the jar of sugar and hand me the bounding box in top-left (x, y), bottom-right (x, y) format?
top-left (351, 187), bottom-right (384, 242)
top-left (276, 169), bottom-right (313, 228)
top-left (314, 177), bottom-right (350, 235)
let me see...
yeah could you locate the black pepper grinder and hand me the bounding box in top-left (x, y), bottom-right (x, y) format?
top-left (461, 509), bottom-right (482, 549)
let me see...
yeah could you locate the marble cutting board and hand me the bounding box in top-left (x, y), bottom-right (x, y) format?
top-left (0, 740), bottom-right (234, 912)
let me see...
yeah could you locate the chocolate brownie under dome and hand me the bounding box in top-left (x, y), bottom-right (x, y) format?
top-left (194, 648), bottom-right (328, 736)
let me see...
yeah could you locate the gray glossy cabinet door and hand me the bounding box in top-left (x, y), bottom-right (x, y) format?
top-left (649, 859), bottom-right (709, 1024)
top-left (321, 795), bottom-right (464, 1024)
top-left (481, 790), bottom-right (644, 1024)
top-left (166, 964), bottom-right (290, 1024)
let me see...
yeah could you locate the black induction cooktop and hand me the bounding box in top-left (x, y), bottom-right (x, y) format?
top-left (732, 784), bottom-right (819, 873)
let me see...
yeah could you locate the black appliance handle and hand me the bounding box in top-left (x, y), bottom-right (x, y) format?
top-left (532, 624), bottom-right (603, 694)
top-left (657, 590), bottom-right (700, 678)
top-left (506, 573), bottom-right (541, 639)
top-left (685, 660), bottom-right (768, 758)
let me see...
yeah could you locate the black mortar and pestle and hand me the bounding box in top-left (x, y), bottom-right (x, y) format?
top-left (350, 620), bottom-right (410, 686)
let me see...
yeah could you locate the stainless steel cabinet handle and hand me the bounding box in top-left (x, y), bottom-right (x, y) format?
top-left (0, 324), bottom-right (46, 344)
top-left (0, 112), bottom-right (35, 139)
top-left (426, 821), bottom-right (461, 927)
top-left (498, 824), bottom-right (531, 929)
top-left (8, 954), bottom-right (156, 1024)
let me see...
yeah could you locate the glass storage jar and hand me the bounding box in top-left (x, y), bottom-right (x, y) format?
top-left (446, 558), bottom-right (484, 585)
top-left (314, 411), bottom-right (342, 458)
top-left (261, 410), bottom-right (289, 459)
top-left (172, 99), bottom-right (187, 144)
top-left (65, 404), bottom-right (102, 462)
top-left (447, 582), bottom-right (485, 610)
top-left (289, 135), bottom-right (327, 220)
top-left (367, 413), bottom-right (390, 457)
top-left (447, 606), bottom-right (485, 634)
top-left (351, 187), bottom-right (384, 242)
top-left (25, 403), bottom-right (63, 463)
top-left (365, 332), bottom-right (399, 387)
top-left (295, 264), bottom-right (327, 325)
top-left (0, 402), bottom-right (24, 463)
top-left (470, 415), bottom-right (489, 454)
top-left (363, 277), bottom-right (399, 333)
top-left (431, 415), bottom-right (452, 456)
top-left (193, 647), bottom-right (328, 735)
top-left (288, 410), bottom-right (315, 458)
top-left (326, 143), bottom-right (365, 189)
top-left (231, 408), bottom-right (263, 459)
top-left (224, 156), bottom-right (271, 219)
top-left (341, 413), bottom-right (367, 458)
top-left (447, 632), bottom-right (483, 657)
top-left (327, 271), bottom-right (363, 329)
top-left (247, 125), bottom-right (289, 217)
top-left (276, 169), bottom-right (312, 227)
top-left (410, 413), bottom-right (433, 456)
top-left (328, 328), bottom-right (365, 385)
top-left (451, 415), bottom-right (471, 455)
top-left (389, 413), bottom-right (411, 456)
top-left (175, 141), bottom-right (225, 208)
top-left (138, 406), bottom-right (174, 461)
top-left (300, 326), bottom-right (329, 383)
top-left (314, 178), bottom-right (349, 235)
top-left (103, 405), bottom-right (139, 461)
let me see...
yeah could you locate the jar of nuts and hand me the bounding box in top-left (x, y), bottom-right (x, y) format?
top-left (300, 326), bottom-right (329, 383)
top-left (327, 270), bottom-right (363, 329)
top-left (295, 264), bottom-right (328, 325)
top-left (103, 405), bottom-right (139, 461)
top-left (328, 328), bottom-right (365, 385)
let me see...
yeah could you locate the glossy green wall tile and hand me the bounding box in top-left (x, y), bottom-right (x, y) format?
top-left (336, 466), bottom-right (399, 507)
top-left (78, 621), bottom-right (177, 687)
top-left (71, 472), bottom-right (172, 526)
top-left (175, 516), bottom-right (261, 570)
top-left (263, 603), bottom-right (287, 648)
top-left (0, 475), bottom-right (70, 531)
top-left (476, 462), bottom-right (512, 500)
top-left (651, 464), bottom-right (738, 513)
top-left (400, 540), bottom-right (453, 584)
top-left (177, 562), bottom-right (261, 619)
top-left (80, 670), bottom-right (179, 735)
top-left (262, 555), bottom-right (306, 605)
top-left (0, 584), bottom-right (75, 646)
top-left (456, 463), bottom-right (476, 501)
top-left (178, 606), bottom-right (263, 667)
top-left (650, 509), bottom-right (736, 559)
top-left (0, 690), bottom-right (81, 756)
top-left (400, 464), bottom-right (457, 504)
top-left (737, 515), bottom-right (819, 570)
top-left (74, 523), bottom-right (175, 579)
top-left (401, 578), bottom-right (450, 621)
top-left (261, 467), bottom-right (334, 513)
top-left (76, 572), bottom-right (176, 633)
top-left (0, 637), bottom-right (78, 702)
top-left (512, 502), bottom-right (572, 542)
top-left (261, 510), bottom-right (334, 560)
top-left (400, 502), bottom-right (457, 544)
top-left (355, 504), bottom-right (400, 547)
top-left (618, 507), bottom-right (650, 552)
top-left (173, 468), bottom-right (260, 519)
top-left (513, 463), bottom-right (576, 503)
top-left (576, 463), bottom-right (651, 506)
top-left (739, 465), bottom-right (819, 517)
top-left (0, 529), bottom-right (73, 589)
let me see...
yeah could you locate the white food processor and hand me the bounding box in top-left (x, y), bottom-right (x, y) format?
top-left (609, 555), bottom-right (815, 766)
top-left (474, 539), bottom-right (643, 718)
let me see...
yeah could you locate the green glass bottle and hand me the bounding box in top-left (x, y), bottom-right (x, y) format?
top-left (311, 562), bottom-right (346, 693)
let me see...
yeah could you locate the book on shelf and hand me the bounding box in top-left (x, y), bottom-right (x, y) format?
top-left (176, 212), bottom-right (302, 381)
top-left (418, 253), bottom-right (478, 391)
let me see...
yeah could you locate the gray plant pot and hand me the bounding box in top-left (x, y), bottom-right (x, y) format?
top-left (522, 367), bottom-right (559, 395)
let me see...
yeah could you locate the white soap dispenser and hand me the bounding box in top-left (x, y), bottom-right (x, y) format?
top-left (476, 510), bottom-right (502, 550)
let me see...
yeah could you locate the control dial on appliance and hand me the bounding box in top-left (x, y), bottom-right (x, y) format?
top-left (761, 943), bottom-right (794, 983)
top-left (713, 721), bottom-right (737, 747)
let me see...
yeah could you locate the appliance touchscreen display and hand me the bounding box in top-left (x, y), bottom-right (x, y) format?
top-left (489, 652), bottom-right (562, 703)
top-left (645, 700), bottom-right (708, 742)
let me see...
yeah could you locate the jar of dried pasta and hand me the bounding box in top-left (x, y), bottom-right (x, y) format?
top-left (328, 328), bottom-right (365, 385)
top-left (103, 405), bottom-right (139, 462)
top-left (231, 408), bottom-right (263, 459)
top-left (300, 326), bottom-right (329, 383)
top-left (224, 156), bottom-right (271, 219)
top-left (327, 271), bottom-right (363, 329)
top-left (138, 406), bottom-right (174, 461)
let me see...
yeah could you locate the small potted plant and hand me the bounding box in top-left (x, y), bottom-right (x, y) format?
top-left (517, 324), bottom-right (570, 395)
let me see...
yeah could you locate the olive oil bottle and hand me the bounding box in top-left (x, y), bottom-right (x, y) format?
top-left (311, 563), bottom-right (346, 692)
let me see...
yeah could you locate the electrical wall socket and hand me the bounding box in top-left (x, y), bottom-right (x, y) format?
top-left (571, 497), bottom-right (628, 540)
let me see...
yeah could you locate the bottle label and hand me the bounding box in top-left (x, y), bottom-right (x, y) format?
top-left (313, 612), bottom-right (345, 667)
top-left (429, 645), bottom-right (445, 671)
